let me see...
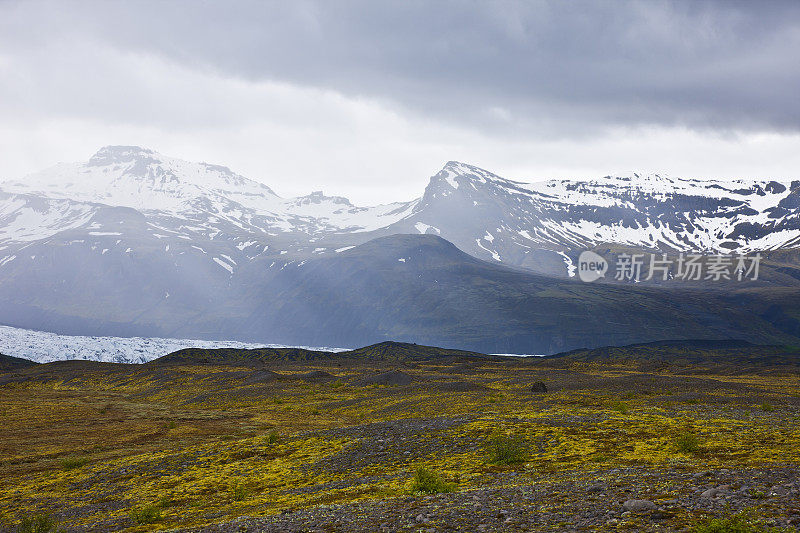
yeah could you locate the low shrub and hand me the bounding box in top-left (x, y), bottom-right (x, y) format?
top-left (60, 457), bottom-right (88, 470)
top-left (129, 504), bottom-right (162, 524)
top-left (674, 431), bottom-right (702, 454)
top-left (409, 467), bottom-right (454, 494)
top-left (486, 433), bottom-right (528, 465)
top-left (265, 430), bottom-right (280, 444)
top-left (17, 514), bottom-right (57, 533)
top-left (230, 482), bottom-right (248, 501)
top-left (609, 401), bottom-right (629, 414)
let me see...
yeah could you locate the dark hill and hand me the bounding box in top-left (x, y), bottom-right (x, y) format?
top-left (342, 341), bottom-right (489, 362)
top-left (149, 341), bottom-right (490, 366)
top-left (0, 353), bottom-right (38, 371)
top-left (545, 339), bottom-right (800, 369)
top-left (6, 233), bottom-right (800, 355)
top-left (150, 347), bottom-right (336, 366)
top-left (227, 234), bottom-right (800, 354)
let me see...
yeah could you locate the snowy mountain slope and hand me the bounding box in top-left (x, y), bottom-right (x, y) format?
top-left (2, 146), bottom-right (798, 281)
top-left (0, 192), bottom-right (95, 243)
top-left (384, 161), bottom-right (800, 274)
top-left (0, 146), bottom-right (415, 243)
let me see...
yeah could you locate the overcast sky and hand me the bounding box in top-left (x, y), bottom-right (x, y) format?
top-left (1, 0), bottom-right (799, 204)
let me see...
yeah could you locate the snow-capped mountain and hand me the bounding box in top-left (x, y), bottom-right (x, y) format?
top-left (3, 145), bottom-right (281, 213)
top-left (1, 146), bottom-right (800, 352)
top-left (2, 147), bottom-right (798, 279)
top-left (0, 146), bottom-right (415, 241)
top-left (386, 161), bottom-right (800, 274)
top-left (0, 146), bottom-right (420, 308)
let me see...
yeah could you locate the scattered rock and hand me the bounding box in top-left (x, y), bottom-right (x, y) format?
top-left (623, 499), bottom-right (657, 512)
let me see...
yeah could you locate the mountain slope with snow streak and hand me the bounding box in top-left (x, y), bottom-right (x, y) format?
top-left (388, 161), bottom-right (800, 274)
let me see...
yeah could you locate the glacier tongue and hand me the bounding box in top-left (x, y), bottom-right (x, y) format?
top-left (0, 324), bottom-right (347, 364)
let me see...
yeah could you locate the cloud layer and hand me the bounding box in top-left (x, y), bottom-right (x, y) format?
top-left (1, 0), bottom-right (799, 203)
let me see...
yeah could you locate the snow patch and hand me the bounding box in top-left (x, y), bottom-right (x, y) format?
top-left (213, 257), bottom-right (233, 273)
top-left (556, 251), bottom-right (576, 277)
top-left (415, 222), bottom-right (440, 234)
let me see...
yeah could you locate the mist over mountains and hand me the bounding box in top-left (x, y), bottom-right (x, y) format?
top-left (2, 146), bottom-right (800, 356)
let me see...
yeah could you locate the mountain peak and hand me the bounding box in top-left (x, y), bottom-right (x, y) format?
top-left (423, 161), bottom-right (527, 199)
top-left (88, 145), bottom-right (157, 167)
top-left (289, 190), bottom-right (353, 208)
top-left (0, 146), bottom-right (282, 213)
top-left (442, 161), bottom-right (494, 177)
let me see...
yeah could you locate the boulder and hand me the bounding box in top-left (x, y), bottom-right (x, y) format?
top-left (623, 499), bottom-right (657, 512)
top-left (530, 381), bottom-right (548, 393)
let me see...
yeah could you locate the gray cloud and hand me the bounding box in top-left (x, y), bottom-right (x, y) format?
top-left (2, 0), bottom-right (798, 136)
top-left (1, 0), bottom-right (799, 204)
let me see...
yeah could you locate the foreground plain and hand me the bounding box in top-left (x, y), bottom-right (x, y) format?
top-left (1, 342), bottom-right (799, 532)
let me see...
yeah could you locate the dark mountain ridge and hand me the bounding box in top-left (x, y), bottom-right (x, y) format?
top-left (149, 341), bottom-right (489, 366)
top-left (545, 339), bottom-right (800, 370)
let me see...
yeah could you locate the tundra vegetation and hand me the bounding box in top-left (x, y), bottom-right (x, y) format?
top-left (0, 344), bottom-right (799, 531)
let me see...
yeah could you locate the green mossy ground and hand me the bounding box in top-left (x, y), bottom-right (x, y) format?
top-left (1, 356), bottom-right (798, 531)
